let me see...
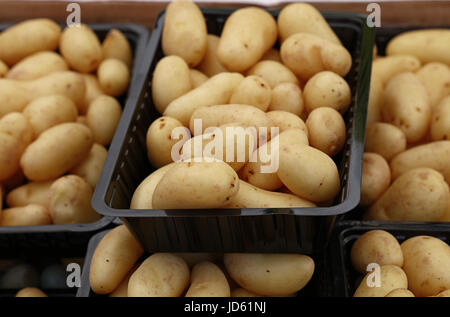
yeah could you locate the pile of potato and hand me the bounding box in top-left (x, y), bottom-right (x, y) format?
top-left (360, 28), bottom-right (450, 222)
top-left (133, 1), bottom-right (355, 210)
top-left (89, 225), bottom-right (315, 297)
top-left (0, 19), bottom-right (132, 226)
top-left (350, 230), bottom-right (450, 297)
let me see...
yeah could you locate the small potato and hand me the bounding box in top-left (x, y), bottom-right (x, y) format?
top-left (16, 287), bottom-right (47, 297)
top-left (266, 111), bottom-right (308, 135)
top-left (353, 265), bottom-right (408, 297)
top-left (416, 62), bottom-right (450, 108)
top-left (306, 107), bottom-right (346, 157)
top-left (90, 225), bottom-right (143, 295)
top-left (6, 180), bottom-right (54, 209)
top-left (197, 34), bottom-right (228, 77)
top-left (231, 288), bottom-right (261, 297)
top-left (268, 83), bottom-right (304, 116)
top-left (385, 289), bottom-right (415, 297)
top-left (365, 123), bottom-right (407, 161)
top-left (350, 230), bottom-right (403, 274)
top-left (366, 74), bottom-right (383, 125)
top-left (128, 253), bottom-right (190, 297)
top-left (82, 74), bottom-right (104, 114)
top-left (97, 59), bottom-right (130, 97)
top-left (0, 112), bottom-right (33, 150)
top-left (102, 29), bottom-right (132, 68)
top-left (70, 143), bottom-right (108, 188)
top-left (434, 289), bottom-right (450, 297)
top-left (0, 133), bottom-right (23, 181)
top-left (174, 254), bottom-right (222, 269)
top-left (360, 153), bottom-right (391, 207)
top-left (189, 69), bottom-right (208, 88)
top-left (60, 24), bottom-right (103, 73)
top-left (261, 49), bottom-right (281, 63)
top-left (86, 95), bottom-right (122, 146)
top-left (430, 96), bottom-right (450, 141)
top-left (281, 33), bottom-right (352, 81)
top-left (247, 60), bottom-right (300, 88)
top-left (185, 261), bottom-right (230, 297)
top-left (109, 265), bottom-right (138, 297)
top-left (0, 79), bottom-right (31, 117)
top-left (303, 71), bottom-right (351, 114)
top-left (0, 204), bottom-right (52, 226)
top-left (229, 76), bottom-right (271, 111)
top-left (0, 60), bottom-right (8, 77)
top-left (23, 95), bottom-right (78, 136)
top-left (371, 55), bottom-right (421, 86)
top-left (6, 51), bottom-right (68, 81)
top-left (162, 0), bottom-right (207, 67)
top-left (217, 7), bottom-right (277, 72)
top-left (224, 253), bottom-right (314, 296)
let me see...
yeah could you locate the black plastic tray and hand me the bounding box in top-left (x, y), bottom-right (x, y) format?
top-left (92, 7), bottom-right (374, 254)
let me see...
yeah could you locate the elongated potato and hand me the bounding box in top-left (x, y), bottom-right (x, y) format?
top-left (354, 265), bottom-right (408, 297)
top-left (90, 225), bottom-right (143, 294)
top-left (229, 76), bottom-right (271, 111)
top-left (266, 111), bottom-right (308, 135)
top-left (371, 55), bottom-right (421, 86)
top-left (416, 62), bottom-right (450, 108)
top-left (70, 143), bottom-right (108, 188)
top-left (0, 60), bottom-right (8, 77)
top-left (164, 72), bottom-right (244, 126)
top-left (16, 287), bottom-right (47, 298)
top-left (0, 133), bottom-right (22, 181)
top-left (6, 51), bottom-right (68, 81)
top-left (224, 253), bottom-right (314, 296)
top-left (0, 112), bottom-right (33, 150)
top-left (0, 204), bottom-right (52, 226)
top-left (247, 61), bottom-right (300, 88)
top-left (102, 29), bottom-right (132, 68)
top-left (360, 153), bottom-right (391, 207)
top-left (189, 69), bottom-right (208, 88)
top-left (366, 74), bottom-right (383, 125)
top-left (6, 180), bottom-right (54, 209)
top-left (365, 123), bottom-right (407, 161)
top-left (431, 96), bottom-right (450, 141)
top-left (97, 59), bottom-right (130, 97)
top-left (385, 289), bottom-right (415, 297)
top-left (217, 7), bottom-right (277, 72)
top-left (185, 262), bottom-right (230, 297)
top-left (0, 19), bottom-right (61, 66)
top-left (86, 95), bottom-right (122, 146)
top-left (128, 253), bottom-right (190, 297)
top-left (20, 123), bottom-right (93, 181)
top-left (197, 34), bottom-right (228, 77)
top-left (82, 74), bottom-right (103, 114)
top-left (162, 0), bottom-right (207, 67)
top-left (0, 79), bottom-right (32, 117)
top-left (268, 83), bottom-right (304, 116)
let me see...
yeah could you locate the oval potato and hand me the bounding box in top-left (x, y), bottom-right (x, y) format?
top-left (16, 288), bottom-right (47, 297)
top-left (7, 51), bottom-right (68, 81)
top-left (430, 96), bottom-right (450, 141)
top-left (197, 34), bottom-right (228, 77)
top-left (189, 69), bottom-right (208, 88)
top-left (70, 143), bottom-right (108, 188)
top-left (97, 59), bottom-right (130, 97)
top-left (185, 261), bottom-right (230, 297)
top-left (365, 123), bottom-right (407, 161)
top-left (229, 76), bottom-right (271, 111)
top-left (0, 204), bottom-right (52, 226)
top-left (353, 265), bottom-right (408, 297)
top-left (0, 112), bottom-right (33, 150)
top-left (266, 111), bottom-right (308, 136)
top-left (6, 180), bottom-right (54, 209)
top-left (102, 29), bottom-right (132, 68)
top-left (371, 55), bottom-right (421, 86)
top-left (247, 60), bottom-right (299, 89)
top-left (268, 83), bottom-right (304, 116)
top-left (360, 153), bottom-right (391, 207)
top-left (86, 95), bottom-right (122, 146)
top-left (416, 62), bottom-right (450, 108)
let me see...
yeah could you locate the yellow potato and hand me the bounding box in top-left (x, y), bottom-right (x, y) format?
top-left (281, 33), bottom-right (352, 81)
top-left (48, 175), bottom-right (100, 224)
top-left (76, 116), bottom-right (88, 126)
top-left (82, 74), bottom-right (103, 114)
top-left (20, 123), bottom-right (93, 181)
top-left (16, 288), bottom-right (47, 297)
top-left (128, 253), bottom-right (190, 297)
top-left (0, 79), bottom-right (31, 117)
top-left (365, 123), bottom-right (407, 161)
top-left (109, 265), bottom-right (138, 297)
top-left (306, 107), bottom-right (346, 157)
top-left (365, 168), bottom-right (450, 222)
top-left (86, 95), bottom-right (122, 146)
top-left (0, 204), bottom-right (52, 226)
top-left (366, 74), bottom-right (383, 125)
top-left (0, 19), bottom-right (61, 66)
top-left (60, 24), bottom-right (102, 73)
top-left (278, 3), bottom-right (341, 44)
top-left (229, 75), bottom-right (271, 111)
top-left (353, 265), bottom-right (408, 297)
top-left (231, 288), bottom-right (261, 297)
top-left (0, 60), bottom-right (8, 77)
top-left (23, 95), bottom-right (78, 136)
top-left (371, 55), bottom-right (421, 86)
top-left (386, 29), bottom-right (450, 65)
top-left (189, 69), bottom-right (208, 88)
top-left (266, 111), bottom-right (308, 135)
top-left (102, 29), bottom-right (132, 68)
top-left (90, 225), bottom-right (143, 294)
top-left (162, 0), bottom-right (207, 67)
top-left (164, 72), bottom-right (244, 126)
top-left (385, 289), bottom-right (415, 297)
top-left (434, 289), bottom-right (450, 297)
top-left (401, 236), bottom-right (450, 297)
top-left (185, 261), bottom-right (230, 297)
top-left (6, 51), bottom-right (68, 81)
top-left (431, 96), bottom-right (450, 141)
top-left (0, 133), bottom-right (22, 181)
top-left (261, 48), bottom-right (281, 63)
top-left (97, 59), bottom-right (130, 97)
top-left (0, 112), bottom-right (33, 150)
top-left (6, 180), bottom-right (54, 209)
top-left (174, 253), bottom-right (222, 268)
top-left (416, 62), bottom-right (450, 108)
top-left (197, 34), bottom-right (228, 77)
top-left (268, 83), bottom-right (304, 116)
top-left (303, 71), bottom-right (351, 114)
top-left (224, 253), bottom-right (314, 296)
top-left (70, 143), bottom-right (108, 188)
top-left (360, 153), bottom-right (391, 207)
top-left (247, 60), bottom-right (300, 89)
top-left (217, 7), bottom-right (277, 72)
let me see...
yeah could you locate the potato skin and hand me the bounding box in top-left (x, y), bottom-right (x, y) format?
top-left (82, 74), bottom-right (103, 114)
top-left (86, 95), bottom-right (122, 146)
top-left (416, 62), bottom-right (450, 108)
top-left (16, 287), bottom-right (48, 297)
top-left (366, 75), bottom-right (383, 125)
top-left (97, 59), bottom-right (130, 97)
top-left (268, 83), bottom-right (304, 116)
top-left (360, 153), bottom-right (391, 207)
top-left (0, 79), bottom-right (32, 117)
top-left (365, 123), bottom-right (407, 161)
top-left (185, 261), bottom-right (230, 297)
top-left (0, 112), bottom-right (33, 151)
top-left (6, 51), bottom-right (68, 81)
top-left (431, 96), bottom-right (450, 141)
top-left (6, 180), bottom-right (54, 209)
top-left (0, 133), bottom-right (24, 181)
top-left (266, 111), bottom-right (308, 135)
top-left (247, 61), bottom-right (299, 89)
top-left (230, 75), bottom-right (271, 111)
top-left (70, 143), bottom-right (108, 188)
top-left (385, 289), bottom-right (415, 297)
top-left (189, 69), bottom-right (208, 88)
top-left (0, 204), bottom-right (52, 226)
top-left (102, 29), bottom-right (132, 68)
top-left (371, 55), bottom-right (421, 86)
top-left (197, 34), bottom-right (228, 77)
top-left (354, 265), bottom-right (408, 297)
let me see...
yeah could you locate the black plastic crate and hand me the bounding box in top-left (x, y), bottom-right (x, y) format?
top-left (92, 7), bottom-right (374, 254)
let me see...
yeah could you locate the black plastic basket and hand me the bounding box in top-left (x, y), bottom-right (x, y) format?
top-left (92, 7), bottom-right (374, 254)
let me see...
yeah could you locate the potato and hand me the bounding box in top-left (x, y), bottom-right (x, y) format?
top-left (48, 175), bottom-right (100, 224)
top-left (261, 49), bottom-right (281, 63)
top-left (0, 79), bottom-right (32, 117)
top-left (16, 288), bottom-right (47, 297)
top-left (0, 133), bottom-right (22, 181)
top-left (21, 123), bottom-right (93, 181)
top-left (102, 29), bottom-right (132, 68)
top-left (174, 254), bottom-right (222, 269)
top-left (268, 83), bottom-right (304, 115)
top-left (306, 107), bottom-right (346, 156)
top-left (60, 24), bottom-right (102, 73)
top-left (401, 236), bottom-right (450, 297)
top-left (217, 7), bottom-right (277, 72)
top-left (365, 168), bottom-right (450, 222)
top-left (434, 289), bottom-right (450, 297)
top-left (189, 69), bottom-right (208, 88)
top-left (185, 261), bottom-right (230, 297)
top-left (231, 288), bottom-right (260, 297)
top-left (303, 71), bottom-right (351, 114)
top-left (229, 76), bottom-right (271, 111)
top-left (0, 112), bottom-right (33, 150)
top-left (281, 33), bottom-right (352, 81)
top-left (23, 95), bottom-right (78, 136)
top-left (385, 289), bottom-right (415, 297)
top-left (350, 230), bottom-right (403, 274)
top-left (86, 95), bottom-right (122, 146)
top-left (365, 123), bottom-right (407, 161)
top-left (82, 74), bottom-right (103, 114)
top-left (382, 72), bottom-right (431, 143)
top-left (108, 266), bottom-right (138, 297)
top-left (152, 161), bottom-right (239, 209)
top-left (197, 34), bottom-right (228, 77)
top-left (366, 75), bottom-right (383, 125)
top-left (431, 96), bottom-right (450, 141)
top-left (266, 111), bottom-right (308, 135)
top-left (97, 59), bottom-right (130, 97)
top-left (164, 72), bottom-right (244, 126)
top-left (353, 265), bottom-right (408, 297)
top-left (146, 116), bottom-right (186, 168)
top-left (278, 144), bottom-right (340, 202)
top-left (0, 60), bottom-right (8, 77)
top-left (6, 180), bottom-right (54, 209)
top-left (0, 204), bottom-right (52, 226)
top-left (386, 29), bottom-right (450, 65)
top-left (224, 253), bottom-right (314, 296)
top-left (371, 55), bottom-right (421, 85)
top-left (247, 61), bottom-right (300, 88)
top-left (90, 225), bottom-right (143, 294)
top-left (416, 63), bottom-right (450, 108)
top-left (128, 253), bottom-right (190, 297)
top-left (77, 116), bottom-right (88, 126)
top-left (278, 3), bottom-right (340, 44)
top-left (360, 153), bottom-right (391, 207)
top-left (6, 51), bottom-right (67, 81)
top-left (0, 19), bottom-right (61, 66)
top-left (162, 0), bottom-right (207, 67)
top-left (224, 180), bottom-right (315, 209)
top-left (70, 143), bottom-right (108, 188)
